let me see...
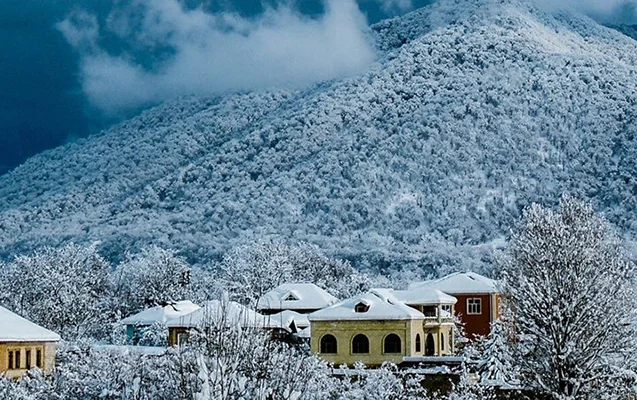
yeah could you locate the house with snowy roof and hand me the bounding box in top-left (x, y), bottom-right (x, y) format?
top-left (409, 272), bottom-right (501, 338)
top-left (308, 288), bottom-right (456, 367)
top-left (0, 306), bottom-right (61, 378)
top-left (256, 283), bottom-right (339, 315)
top-left (119, 300), bottom-right (200, 345)
top-left (165, 299), bottom-right (288, 346)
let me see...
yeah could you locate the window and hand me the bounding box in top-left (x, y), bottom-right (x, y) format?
top-left (422, 306), bottom-right (437, 317)
top-left (8, 351), bottom-right (14, 370)
top-left (15, 350), bottom-right (21, 369)
top-left (320, 334), bottom-right (338, 354)
top-left (36, 349), bottom-right (42, 369)
top-left (441, 304), bottom-right (452, 315)
top-left (415, 334), bottom-right (422, 353)
top-left (177, 332), bottom-right (189, 346)
top-left (284, 293), bottom-right (298, 301)
top-left (354, 302), bottom-right (369, 313)
top-left (26, 350), bottom-right (31, 370)
top-left (383, 334), bottom-right (401, 354)
top-left (440, 333), bottom-right (445, 351)
top-left (352, 334), bottom-right (369, 354)
top-left (467, 298), bottom-right (482, 315)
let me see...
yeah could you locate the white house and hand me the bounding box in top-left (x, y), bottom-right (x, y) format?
top-left (119, 300), bottom-right (201, 344)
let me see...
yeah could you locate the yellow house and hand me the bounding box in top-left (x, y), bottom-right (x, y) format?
top-left (0, 306), bottom-right (61, 378)
top-left (308, 289), bottom-right (456, 367)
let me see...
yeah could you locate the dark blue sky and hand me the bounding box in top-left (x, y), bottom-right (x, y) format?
top-left (0, 0), bottom-right (432, 176)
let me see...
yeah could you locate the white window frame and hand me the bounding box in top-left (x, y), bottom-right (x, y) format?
top-left (467, 298), bottom-right (482, 315)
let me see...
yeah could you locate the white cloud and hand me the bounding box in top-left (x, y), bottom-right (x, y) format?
top-left (58, 0), bottom-right (377, 115)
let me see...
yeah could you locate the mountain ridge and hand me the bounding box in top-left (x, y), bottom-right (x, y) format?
top-left (1, 0), bottom-right (637, 273)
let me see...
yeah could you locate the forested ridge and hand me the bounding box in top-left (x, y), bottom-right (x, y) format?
top-left (1, 0), bottom-right (637, 273)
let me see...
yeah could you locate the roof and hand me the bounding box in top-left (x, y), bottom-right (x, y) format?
top-left (308, 289), bottom-right (425, 322)
top-left (408, 272), bottom-right (500, 295)
top-left (381, 288), bottom-right (457, 306)
top-left (0, 306), bottom-right (61, 342)
top-left (267, 310), bottom-right (310, 330)
top-left (120, 301), bottom-right (201, 326)
top-left (166, 300), bottom-right (285, 330)
top-left (257, 283), bottom-right (339, 311)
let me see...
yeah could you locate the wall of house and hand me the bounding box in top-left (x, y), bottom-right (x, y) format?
top-left (0, 341), bottom-right (57, 378)
top-left (453, 294), bottom-right (499, 338)
top-left (310, 319), bottom-right (424, 367)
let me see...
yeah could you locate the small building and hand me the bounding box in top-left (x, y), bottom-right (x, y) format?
top-left (119, 301), bottom-right (200, 345)
top-left (0, 306), bottom-right (61, 378)
top-left (267, 309), bottom-right (311, 337)
top-left (309, 289), bottom-right (440, 367)
top-left (166, 300), bottom-right (287, 346)
top-left (257, 283), bottom-right (339, 315)
top-left (409, 272), bottom-right (500, 339)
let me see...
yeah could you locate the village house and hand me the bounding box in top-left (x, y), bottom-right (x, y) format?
top-left (256, 283), bottom-right (339, 315)
top-left (409, 272), bottom-right (500, 338)
top-left (0, 306), bottom-right (61, 378)
top-left (308, 288), bottom-right (456, 367)
top-left (165, 299), bottom-right (287, 346)
top-left (119, 300), bottom-right (200, 345)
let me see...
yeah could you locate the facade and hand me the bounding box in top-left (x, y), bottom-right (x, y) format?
top-left (409, 272), bottom-right (500, 338)
top-left (119, 300), bottom-right (200, 344)
top-left (308, 289), bottom-right (455, 367)
top-left (257, 283), bottom-right (339, 315)
top-left (0, 306), bottom-right (60, 378)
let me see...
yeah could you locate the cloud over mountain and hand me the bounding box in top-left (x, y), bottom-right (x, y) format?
top-left (58, 0), bottom-right (377, 115)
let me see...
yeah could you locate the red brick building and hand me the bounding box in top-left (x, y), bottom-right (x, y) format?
top-left (409, 272), bottom-right (500, 339)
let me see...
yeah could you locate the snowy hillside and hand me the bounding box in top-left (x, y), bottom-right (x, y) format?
top-left (1, 0), bottom-right (637, 272)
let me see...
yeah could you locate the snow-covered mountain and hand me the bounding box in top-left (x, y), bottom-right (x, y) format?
top-left (2, 0), bottom-right (637, 272)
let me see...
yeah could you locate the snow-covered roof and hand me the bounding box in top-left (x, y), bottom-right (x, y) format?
top-left (379, 288), bottom-right (457, 306)
top-left (120, 301), bottom-right (201, 326)
top-left (267, 310), bottom-right (310, 330)
top-left (308, 289), bottom-right (425, 322)
top-left (0, 306), bottom-right (61, 343)
top-left (408, 272), bottom-right (500, 294)
top-left (166, 300), bottom-right (285, 330)
top-left (257, 283), bottom-right (339, 311)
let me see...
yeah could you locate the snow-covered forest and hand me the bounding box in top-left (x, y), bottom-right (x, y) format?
top-left (1, 198), bottom-right (636, 399)
top-left (2, 0), bottom-right (637, 275)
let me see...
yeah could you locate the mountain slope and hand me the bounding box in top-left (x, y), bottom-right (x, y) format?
top-left (1, 0), bottom-right (636, 272)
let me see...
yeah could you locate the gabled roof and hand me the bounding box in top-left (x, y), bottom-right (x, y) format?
top-left (120, 301), bottom-right (201, 326)
top-left (166, 300), bottom-right (285, 330)
top-left (408, 272), bottom-right (500, 295)
top-left (308, 289), bottom-right (425, 322)
top-left (0, 306), bottom-right (61, 343)
top-left (380, 288), bottom-right (457, 306)
top-left (256, 283), bottom-right (339, 311)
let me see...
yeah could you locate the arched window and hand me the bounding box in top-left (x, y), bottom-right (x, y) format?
top-left (384, 334), bottom-right (401, 354)
top-left (415, 334), bottom-right (422, 353)
top-left (352, 334), bottom-right (370, 354)
top-left (425, 333), bottom-right (435, 356)
top-left (320, 334), bottom-right (337, 354)
top-left (441, 333), bottom-right (445, 351)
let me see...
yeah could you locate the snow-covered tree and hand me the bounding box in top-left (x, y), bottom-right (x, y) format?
top-left (502, 196), bottom-right (637, 398)
top-left (0, 243), bottom-right (113, 339)
top-left (219, 241), bottom-right (370, 306)
top-left (113, 246), bottom-right (194, 315)
top-left (477, 317), bottom-right (516, 386)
